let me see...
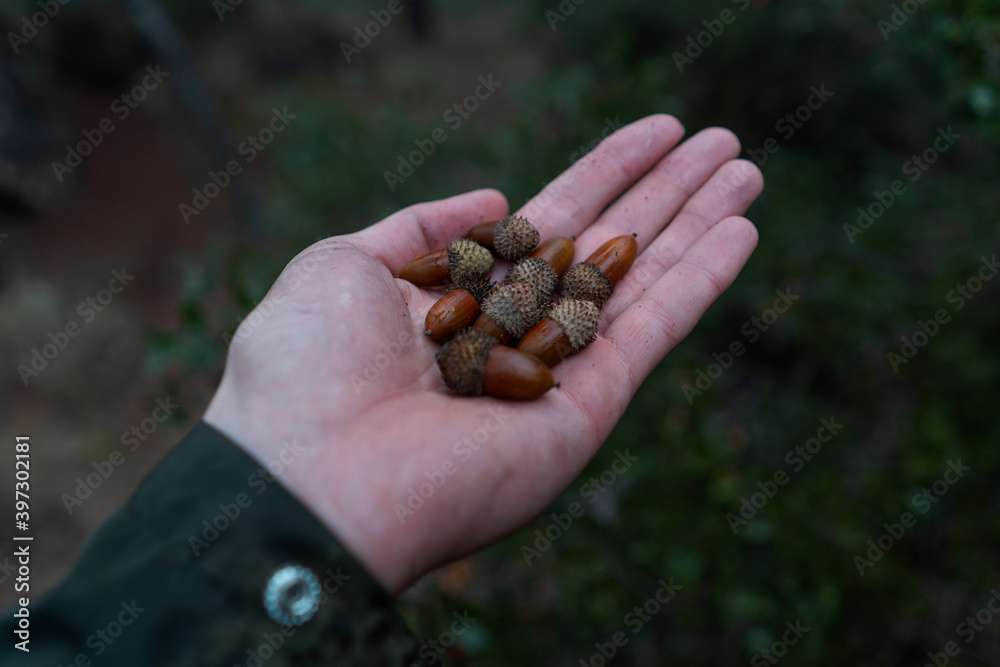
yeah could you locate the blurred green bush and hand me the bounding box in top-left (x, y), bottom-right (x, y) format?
top-left (153, 0), bottom-right (1000, 663)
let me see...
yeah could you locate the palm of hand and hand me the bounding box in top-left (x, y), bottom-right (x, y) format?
top-left (205, 115), bottom-right (763, 594)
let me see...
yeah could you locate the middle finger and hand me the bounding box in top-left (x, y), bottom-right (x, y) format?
top-left (572, 126), bottom-right (743, 261)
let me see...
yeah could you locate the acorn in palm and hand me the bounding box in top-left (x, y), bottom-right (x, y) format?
top-left (561, 234), bottom-right (637, 307)
top-left (517, 298), bottom-right (599, 367)
top-left (397, 239), bottom-right (493, 287)
top-left (436, 328), bottom-right (557, 399)
top-left (424, 273), bottom-right (496, 341)
top-left (466, 215), bottom-right (540, 261)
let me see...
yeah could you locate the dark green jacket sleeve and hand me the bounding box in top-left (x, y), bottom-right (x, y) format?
top-left (2, 421), bottom-right (429, 666)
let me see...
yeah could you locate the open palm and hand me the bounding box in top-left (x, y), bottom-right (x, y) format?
top-left (204, 115), bottom-right (763, 594)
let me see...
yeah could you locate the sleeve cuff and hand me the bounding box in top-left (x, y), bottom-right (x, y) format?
top-left (16, 421), bottom-right (429, 666)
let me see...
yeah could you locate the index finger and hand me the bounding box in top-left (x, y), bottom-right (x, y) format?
top-left (344, 188), bottom-right (510, 274)
top-left (516, 114), bottom-right (686, 239)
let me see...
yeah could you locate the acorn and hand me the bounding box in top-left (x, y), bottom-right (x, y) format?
top-left (436, 328), bottom-right (557, 399)
top-left (477, 281), bottom-right (545, 340)
top-left (466, 216), bottom-right (540, 261)
top-left (498, 236), bottom-right (575, 312)
top-left (424, 273), bottom-right (495, 341)
top-left (517, 299), bottom-right (599, 367)
top-left (561, 264), bottom-right (613, 308)
top-left (504, 257), bottom-right (558, 308)
top-left (529, 236), bottom-right (575, 277)
top-left (398, 239), bottom-right (493, 287)
top-left (472, 310), bottom-right (515, 345)
top-left (561, 234), bottom-right (638, 308)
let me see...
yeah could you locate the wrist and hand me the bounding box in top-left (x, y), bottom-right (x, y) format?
top-left (204, 384), bottom-right (415, 595)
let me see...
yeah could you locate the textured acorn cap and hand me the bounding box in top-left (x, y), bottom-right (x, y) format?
top-left (436, 328), bottom-right (497, 396)
top-left (505, 257), bottom-right (557, 307)
top-left (550, 299), bottom-right (599, 351)
top-left (482, 281), bottom-right (543, 338)
top-left (447, 239), bottom-right (493, 279)
top-left (449, 272), bottom-right (495, 303)
top-left (562, 262), bottom-right (613, 308)
top-left (494, 216), bottom-right (540, 261)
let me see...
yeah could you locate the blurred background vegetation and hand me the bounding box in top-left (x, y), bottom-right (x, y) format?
top-left (2, 0), bottom-right (999, 664)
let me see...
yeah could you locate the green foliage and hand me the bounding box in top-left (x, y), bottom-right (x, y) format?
top-left (152, 1), bottom-right (1000, 663)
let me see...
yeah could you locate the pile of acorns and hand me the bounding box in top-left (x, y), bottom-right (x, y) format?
top-left (397, 216), bottom-right (636, 400)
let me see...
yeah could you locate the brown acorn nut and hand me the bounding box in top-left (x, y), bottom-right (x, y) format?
top-left (498, 237), bottom-right (575, 310)
top-left (561, 234), bottom-right (638, 308)
top-left (437, 328), bottom-right (556, 399)
top-left (529, 236), bottom-right (575, 276)
top-left (397, 239), bottom-right (493, 287)
top-left (504, 257), bottom-right (558, 308)
top-left (424, 274), bottom-right (495, 341)
top-left (472, 312), bottom-right (514, 345)
top-left (517, 299), bottom-right (599, 367)
top-left (478, 281), bottom-right (544, 339)
top-left (466, 216), bottom-right (540, 261)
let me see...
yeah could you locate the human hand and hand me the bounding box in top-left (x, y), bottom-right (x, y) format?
top-left (204, 115), bottom-right (763, 595)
